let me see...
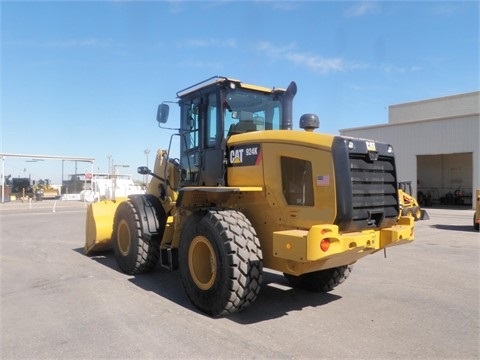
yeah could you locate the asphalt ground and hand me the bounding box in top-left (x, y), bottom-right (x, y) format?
top-left (0, 200), bottom-right (478, 360)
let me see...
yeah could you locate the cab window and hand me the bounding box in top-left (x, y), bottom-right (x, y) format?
top-left (206, 93), bottom-right (218, 148)
top-left (281, 156), bottom-right (314, 206)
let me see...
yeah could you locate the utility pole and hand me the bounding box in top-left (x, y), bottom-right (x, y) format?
top-left (112, 164), bottom-right (129, 200)
top-left (144, 149), bottom-right (150, 186)
top-left (107, 155), bottom-right (112, 175)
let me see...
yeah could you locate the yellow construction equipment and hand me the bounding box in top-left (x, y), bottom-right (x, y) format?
top-left (32, 179), bottom-right (61, 201)
top-left (398, 181), bottom-right (429, 221)
top-left (85, 76), bottom-right (415, 316)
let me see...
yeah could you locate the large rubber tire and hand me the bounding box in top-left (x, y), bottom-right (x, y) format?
top-left (402, 207), bottom-right (420, 220)
top-left (112, 200), bottom-right (160, 275)
top-left (413, 206), bottom-right (422, 221)
top-left (179, 209), bottom-right (263, 317)
top-left (284, 265), bottom-right (352, 292)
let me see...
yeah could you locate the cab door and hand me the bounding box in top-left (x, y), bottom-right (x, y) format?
top-left (180, 92), bottom-right (225, 187)
top-left (201, 92), bottom-right (225, 186)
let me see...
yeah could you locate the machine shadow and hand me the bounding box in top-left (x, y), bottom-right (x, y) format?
top-left (76, 247), bottom-right (342, 323)
top-left (430, 224), bottom-right (477, 232)
top-left (228, 271), bottom-right (342, 324)
top-left (73, 247), bottom-right (118, 269)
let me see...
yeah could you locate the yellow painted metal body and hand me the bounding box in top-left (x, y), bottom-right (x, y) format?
top-left (84, 127), bottom-right (415, 275)
top-left (84, 149), bottom-right (177, 255)
top-left (84, 198), bottom-right (127, 254)
top-left (42, 188), bottom-right (60, 199)
top-left (397, 181), bottom-right (427, 221)
top-left (223, 131), bottom-right (414, 275)
top-left (398, 189), bottom-right (421, 218)
top-left (84, 117), bottom-right (415, 276)
top-left (271, 217), bottom-right (414, 275)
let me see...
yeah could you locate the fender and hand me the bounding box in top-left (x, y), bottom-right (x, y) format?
top-left (128, 194), bottom-right (167, 241)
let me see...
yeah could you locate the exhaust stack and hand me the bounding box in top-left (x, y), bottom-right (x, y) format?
top-left (282, 81), bottom-right (297, 130)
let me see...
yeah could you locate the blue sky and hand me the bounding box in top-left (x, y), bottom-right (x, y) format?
top-left (1, 0), bottom-right (478, 184)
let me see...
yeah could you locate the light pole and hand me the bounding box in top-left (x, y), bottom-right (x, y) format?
top-left (107, 155), bottom-right (112, 176)
top-left (1, 156), bottom-right (4, 203)
top-left (144, 149), bottom-right (150, 186)
top-left (112, 164), bottom-right (129, 200)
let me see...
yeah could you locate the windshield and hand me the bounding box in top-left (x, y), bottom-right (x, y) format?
top-left (223, 88), bottom-right (282, 137)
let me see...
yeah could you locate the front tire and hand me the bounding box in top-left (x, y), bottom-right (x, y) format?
top-left (284, 265), bottom-right (352, 292)
top-left (412, 206), bottom-right (422, 221)
top-left (179, 209), bottom-right (263, 317)
top-left (112, 200), bottom-right (160, 274)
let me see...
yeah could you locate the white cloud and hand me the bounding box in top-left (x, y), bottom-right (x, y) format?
top-left (177, 60), bottom-right (223, 70)
top-left (8, 38), bottom-right (116, 49)
top-left (381, 64), bottom-right (422, 74)
top-left (167, 0), bottom-right (184, 14)
top-left (344, 1), bottom-right (379, 18)
top-left (256, 41), bottom-right (420, 76)
top-left (285, 52), bottom-right (345, 73)
top-left (256, 41), bottom-right (365, 74)
top-left (46, 39), bottom-right (112, 48)
top-left (271, 1), bottom-right (301, 12)
top-left (431, 4), bottom-right (457, 16)
top-left (178, 38), bottom-right (237, 48)
top-left (256, 41), bottom-right (297, 56)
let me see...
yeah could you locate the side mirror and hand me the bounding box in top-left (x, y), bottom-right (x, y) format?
top-left (137, 166), bottom-right (165, 182)
top-left (137, 166), bottom-right (151, 175)
top-left (156, 103), bottom-right (169, 124)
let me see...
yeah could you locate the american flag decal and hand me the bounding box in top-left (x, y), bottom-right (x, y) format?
top-left (317, 175), bottom-right (330, 186)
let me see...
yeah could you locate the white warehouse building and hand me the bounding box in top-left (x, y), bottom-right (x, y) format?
top-left (340, 91), bottom-right (480, 208)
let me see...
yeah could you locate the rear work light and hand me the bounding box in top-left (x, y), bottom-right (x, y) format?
top-left (320, 239), bottom-right (330, 252)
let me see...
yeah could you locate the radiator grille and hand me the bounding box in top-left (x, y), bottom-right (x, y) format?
top-left (349, 154), bottom-right (399, 223)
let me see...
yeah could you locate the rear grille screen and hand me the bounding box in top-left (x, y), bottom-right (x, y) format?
top-left (349, 154), bottom-right (398, 222)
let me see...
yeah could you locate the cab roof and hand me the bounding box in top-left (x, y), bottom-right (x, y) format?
top-left (176, 76), bottom-right (286, 98)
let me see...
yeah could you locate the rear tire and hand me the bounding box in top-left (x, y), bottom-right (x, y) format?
top-left (112, 200), bottom-right (160, 274)
top-left (284, 265), bottom-right (352, 292)
top-left (179, 209), bottom-right (263, 317)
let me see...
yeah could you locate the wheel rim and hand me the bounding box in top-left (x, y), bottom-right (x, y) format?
top-left (117, 219), bottom-right (131, 256)
top-left (188, 236), bottom-right (216, 290)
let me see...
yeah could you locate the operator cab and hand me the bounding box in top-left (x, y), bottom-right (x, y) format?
top-left (156, 76), bottom-right (296, 188)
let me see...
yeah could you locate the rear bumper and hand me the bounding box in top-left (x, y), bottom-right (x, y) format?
top-left (273, 216), bottom-right (414, 262)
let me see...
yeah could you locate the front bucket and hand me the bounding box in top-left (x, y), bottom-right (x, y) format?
top-left (421, 210), bottom-right (430, 220)
top-left (84, 198), bottom-right (127, 255)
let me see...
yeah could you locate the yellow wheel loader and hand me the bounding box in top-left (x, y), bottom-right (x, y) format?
top-left (398, 181), bottom-right (429, 221)
top-left (85, 76), bottom-right (414, 317)
top-left (30, 179), bottom-right (60, 201)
